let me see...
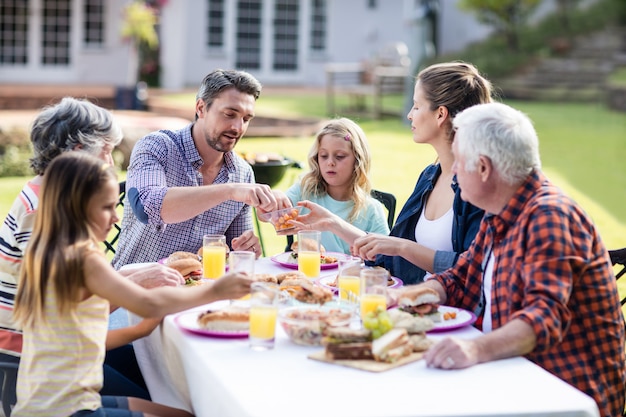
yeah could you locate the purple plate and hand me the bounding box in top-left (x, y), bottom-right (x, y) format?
top-left (174, 311), bottom-right (248, 338)
top-left (315, 275), bottom-right (403, 293)
top-left (270, 252), bottom-right (346, 270)
top-left (426, 306), bottom-right (477, 333)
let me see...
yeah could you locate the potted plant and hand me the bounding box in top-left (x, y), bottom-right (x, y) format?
top-left (117, 1), bottom-right (159, 109)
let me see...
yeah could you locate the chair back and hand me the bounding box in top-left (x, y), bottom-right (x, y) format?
top-left (609, 248), bottom-right (626, 305)
top-left (0, 360), bottom-right (18, 416)
top-left (284, 189), bottom-right (396, 251)
top-left (103, 180), bottom-right (126, 254)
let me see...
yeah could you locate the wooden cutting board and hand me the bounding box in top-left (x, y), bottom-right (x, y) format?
top-left (308, 350), bottom-right (424, 372)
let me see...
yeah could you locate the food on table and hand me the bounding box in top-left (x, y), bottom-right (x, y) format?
top-left (443, 311), bottom-right (457, 321)
top-left (290, 279), bottom-right (333, 305)
top-left (197, 306), bottom-right (250, 332)
top-left (166, 258), bottom-right (203, 286)
top-left (278, 305), bottom-right (353, 346)
top-left (387, 308), bottom-right (433, 352)
top-left (254, 273), bottom-right (278, 284)
top-left (276, 271), bottom-right (307, 284)
top-left (322, 327), bottom-right (374, 360)
top-left (372, 328), bottom-right (413, 363)
top-left (387, 308), bottom-right (434, 333)
top-left (290, 239), bottom-right (325, 253)
top-left (397, 286), bottom-right (442, 322)
top-left (362, 306), bottom-right (394, 340)
top-left (287, 252), bottom-right (338, 265)
top-left (168, 251), bottom-right (200, 263)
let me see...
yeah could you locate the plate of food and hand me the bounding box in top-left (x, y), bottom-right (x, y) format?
top-left (315, 275), bottom-right (403, 292)
top-left (270, 251), bottom-right (344, 270)
top-left (174, 308), bottom-right (249, 338)
top-left (427, 306), bottom-right (477, 333)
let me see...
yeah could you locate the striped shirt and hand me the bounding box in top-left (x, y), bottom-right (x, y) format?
top-left (0, 181), bottom-right (40, 356)
top-left (112, 124), bottom-right (254, 268)
top-left (433, 170), bottom-right (625, 417)
top-left (13, 290), bottom-right (109, 416)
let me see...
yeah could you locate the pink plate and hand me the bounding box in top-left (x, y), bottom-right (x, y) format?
top-left (315, 275), bottom-right (403, 293)
top-left (426, 306), bottom-right (477, 333)
top-left (270, 252), bottom-right (346, 270)
top-left (174, 311), bottom-right (248, 338)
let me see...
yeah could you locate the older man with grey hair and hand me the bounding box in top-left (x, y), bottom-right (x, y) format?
top-left (407, 102), bottom-right (624, 417)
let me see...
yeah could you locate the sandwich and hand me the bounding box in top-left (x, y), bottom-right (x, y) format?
top-left (371, 328), bottom-right (412, 363)
top-left (254, 273), bottom-right (278, 284)
top-left (197, 306), bottom-right (249, 331)
top-left (291, 279), bottom-right (333, 305)
top-left (167, 258), bottom-right (203, 286)
top-left (167, 251), bottom-right (200, 263)
top-left (386, 308), bottom-right (434, 352)
top-left (322, 327), bottom-right (374, 360)
top-left (397, 286), bottom-right (442, 322)
top-left (276, 271), bottom-right (307, 284)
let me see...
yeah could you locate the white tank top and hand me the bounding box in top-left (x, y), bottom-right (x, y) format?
top-left (415, 207), bottom-right (454, 279)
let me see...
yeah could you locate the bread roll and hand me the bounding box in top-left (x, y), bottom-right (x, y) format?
top-left (168, 251), bottom-right (199, 263)
top-left (197, 308), bottom-right (249, 331)
top-left (255, 273), bottom-right (278, 284)
top-left (167, 258), bottom-right (202, 277)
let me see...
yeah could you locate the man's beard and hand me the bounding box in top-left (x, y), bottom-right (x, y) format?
top-left (206, 132), bottom-right (238, 152)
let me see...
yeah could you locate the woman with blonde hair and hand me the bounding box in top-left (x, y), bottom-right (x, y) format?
top-left (283, 117), bottom-right (389, 253)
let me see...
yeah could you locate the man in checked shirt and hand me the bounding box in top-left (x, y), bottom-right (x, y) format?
top-left (402, 102), bottom-right (624, 417)
top-left (113, 69), bottom-right (290, 268)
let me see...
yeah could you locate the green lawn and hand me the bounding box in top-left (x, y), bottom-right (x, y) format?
top-left (1, 90), bottom-right (625, 274)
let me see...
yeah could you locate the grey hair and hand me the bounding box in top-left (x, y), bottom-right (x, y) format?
top-left (195, 69), bottom-right (262, 120)
top-left (453, 102), bottom-right (541, 185)
top-left (29, 97), bottom-right (122, 176)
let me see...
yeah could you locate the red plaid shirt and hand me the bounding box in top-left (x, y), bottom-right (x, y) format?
top-left (434, 170), bottom-right (625, 417)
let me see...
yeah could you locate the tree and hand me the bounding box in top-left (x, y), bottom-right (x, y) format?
top-left (459, 0), bottom-right (542, 52)
top-left (120, 1), bottom-right (159, 87)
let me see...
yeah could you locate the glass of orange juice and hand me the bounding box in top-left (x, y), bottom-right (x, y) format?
top-left (297, 230), bottom-right (321, 278)
top-left (249, 282), bottom-right (279, 351)
top-left (337, 256), bottom-right (362, 303)
top-left (360, 267), bottom-right (389, 320)
top-left (203, 234), bottom-right (227, 279)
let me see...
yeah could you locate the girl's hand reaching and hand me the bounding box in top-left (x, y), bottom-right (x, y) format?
top-left (210, 272), bottom-right (253, 300)
top-left (282, 200), bottom-right (335, 235)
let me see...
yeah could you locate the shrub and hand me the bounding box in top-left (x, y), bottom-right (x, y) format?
top-left (0, 127), bottom-right (32, 177)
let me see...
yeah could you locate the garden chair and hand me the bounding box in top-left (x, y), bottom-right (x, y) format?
top-left (609, 247), bottom-right (626, 305)
top-left (0, 359), bottom-right (18, 416)
top-left (104, 181), bottom-right (126, 254)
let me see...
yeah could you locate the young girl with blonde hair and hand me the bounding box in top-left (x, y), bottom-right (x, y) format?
top-left (13, 152), bottom-right (252, 417)
top-left (284, 117), bottom-right (389, 253)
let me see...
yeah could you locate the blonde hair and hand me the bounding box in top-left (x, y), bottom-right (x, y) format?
top-left (14, 152), bottom-right (117, 329)
top-left (300, 118), bottom-right (371, 222)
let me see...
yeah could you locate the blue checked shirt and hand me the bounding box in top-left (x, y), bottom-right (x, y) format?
top-left (112, 124), bottom-right (254, 268)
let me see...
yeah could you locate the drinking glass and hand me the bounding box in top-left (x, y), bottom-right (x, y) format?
top-left (297, 230), bottom-right (321, 278)
top-left (203, 234), bottom-right (227, 279)
top-left (337, 256), bottom-right (362, 303)
top-left (249, 282), bottom-right (279, 351)
top-left (360, 267), bottom-right (389, 320)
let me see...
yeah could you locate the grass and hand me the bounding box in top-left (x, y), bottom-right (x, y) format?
top-left (1, 89), bottom-right (625, 278)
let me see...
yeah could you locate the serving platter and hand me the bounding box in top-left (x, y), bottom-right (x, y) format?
top-left (270, 251), bottom-right (346, 270)
top-left (427, 306), bottom-right (477, 333)
top-left (315, 275), bottom-right (403, 292)
top-left (174, 311), bottom-right (248, 338)
top-left (308, 350), bottom-right (424, 372)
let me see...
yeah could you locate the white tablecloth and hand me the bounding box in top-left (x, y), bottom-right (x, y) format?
top-left (126, 258), bottom-right (600, 417)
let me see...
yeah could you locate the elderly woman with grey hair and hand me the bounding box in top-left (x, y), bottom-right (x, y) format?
top-left (0, 97), bottom-right (184, 401)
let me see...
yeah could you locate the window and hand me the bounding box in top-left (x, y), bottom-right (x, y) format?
top-left (207, 0), bottom-right (224, 48)
top-left (272, 0), bottom-right (298, 71)
top-left (41, 0), bottom-right (71, 65)
top-left (84, 0), bottom-right (105, 47)
top-left (0, 1), bottom-right (28, 64)
top-left (309, 0), bottom-right (326, 51)
top-left (235, 0), bottom-right (262, 70)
